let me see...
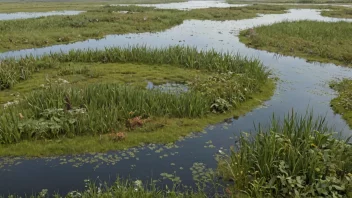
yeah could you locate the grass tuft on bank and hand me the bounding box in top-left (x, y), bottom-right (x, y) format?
top-left (240, 20), bottom-right (352, 67)
top-left (330, 79), bottom-right (352, 128)
top-left (218, 111), bottom-right (352, 197)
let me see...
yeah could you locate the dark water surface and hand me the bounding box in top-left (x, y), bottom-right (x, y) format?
top-left (1, 5), bottom-right (352, 196)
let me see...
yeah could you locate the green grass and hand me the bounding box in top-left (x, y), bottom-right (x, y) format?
top-left (0, 81), bottom-right (274, 157)
top-left (240, 21), bottom-right (352, 67)
top-left (0, 46), bottom-right (275, 156)
top-left (0, 45), bottom-right (269, 91)
top-left (0, 5), bottom-right (288, 52)
top-left (0, 6), bottom-right (184, 52)
top-left (1, 178), bottom-right (211, 198)
top-left (218, 111), bottom-right (352, 197)
top-left (0, 62), bottom-right (211, 103)
top-left (321, 7), bottom-right (352, 18)
top-left (0, 0), bottom-right (186, 13)
top-left (330, 79), bottom-right (352, 129)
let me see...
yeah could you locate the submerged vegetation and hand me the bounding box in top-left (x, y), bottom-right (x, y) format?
top-left (0, 46), bottom-right (274, 156)
top-left (0, 5), bottom-right (288, 52)
top-left (218, 112), bottom-right (352, 197)
top-left (240, 21), bottom-right (352, 67)
top-left (330, 79), bottom-right (352, 128)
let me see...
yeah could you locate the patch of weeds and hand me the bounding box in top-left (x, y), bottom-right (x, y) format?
top-left (218, 111), bottom-right (352, 197)
top-left (330, 79), bottom-right (352, 128)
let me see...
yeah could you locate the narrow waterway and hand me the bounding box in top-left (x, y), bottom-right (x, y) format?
top-left (0, 4), bottom-right (352, 196)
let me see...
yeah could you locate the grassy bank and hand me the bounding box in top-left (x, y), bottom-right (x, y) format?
top-left (330, 79), bottom-right (352, 128)
top-left (321, 7), bottom-right (352, 18)
top-left (0, 6), bottom-right (184, 52)
top-left (218, 112), bottom-right (352, 197)
top-left (240, 21), bottom-right (352, 67)
top-left (0, 46), bottom-right (274, 156)
top-left (0, 0), bottom-right (186, 13)
top-left (0, 5), bottom-right (288, 52)
top-left (2, 178), bottom-right (214, 198)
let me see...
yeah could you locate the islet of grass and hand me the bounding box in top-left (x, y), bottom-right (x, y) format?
top-left (0, 45), bottom-right (274, 156)
top-left (330, 79), bottom-right (352, 129)
top-left (240, 20), bottom-right (352, 67)
top-left (321, 7), bottom-right (352, 18)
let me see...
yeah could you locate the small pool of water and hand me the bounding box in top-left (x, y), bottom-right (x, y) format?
top-left (0, 11), bottom-right (84, 21)
top-left (146, 81), bottom-right (189, 93)
top-left (0, 2), bottom-right (352, 196)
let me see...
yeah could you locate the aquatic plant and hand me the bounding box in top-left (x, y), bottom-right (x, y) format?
top-left (218, 111), bottom-right (352, 197)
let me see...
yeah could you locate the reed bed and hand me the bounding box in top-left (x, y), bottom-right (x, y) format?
top-left (0, 46), bottom-right (271, 145)
top-left (218, 112), bottom-right (352, 197)
top-left (240, 20), bottom-right (352, 67)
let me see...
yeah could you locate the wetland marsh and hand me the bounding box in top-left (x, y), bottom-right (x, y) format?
top-left (1, 1), bottom-right (352, 197)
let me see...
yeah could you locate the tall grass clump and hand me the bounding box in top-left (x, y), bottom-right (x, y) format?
top-left (218, 111), bottom-right (352, 197)
top-left (0, 83), bottom-right (210, 144)
top-left (240, 21), bottom-right (352, 67)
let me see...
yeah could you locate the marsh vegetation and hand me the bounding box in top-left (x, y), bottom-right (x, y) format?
top-left (321, 7), bottom-right (352, 18)
top-left (330, 79), bottom-right (352, 128)
top-left (0, 46), bottom-right (274, 156)
top-left (1, 1), bottom-right (352, 197)
top-left (240, 21), bottom-right (352, 67)
top-left (0, 5), bottom-right (288, 52)
top-left (218, 112), bottom-right (352, 197)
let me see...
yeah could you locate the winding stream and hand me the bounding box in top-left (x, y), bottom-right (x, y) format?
top-left (1, 3), bottom-right (352, 196)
